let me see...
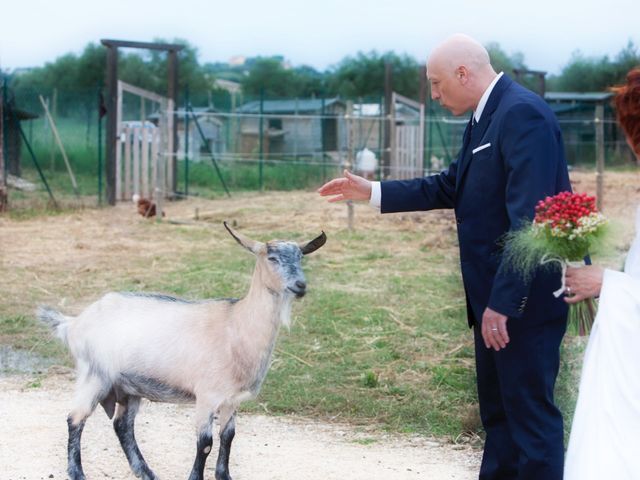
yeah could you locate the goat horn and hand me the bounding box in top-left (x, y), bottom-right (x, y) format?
top-left (300, 231), bottom-right (327, 255)
top-left (224, 221), bottom-right (262, 254)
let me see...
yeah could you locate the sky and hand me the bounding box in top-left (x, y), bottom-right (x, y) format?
top-left (1, 0), bottom-right (639, 75)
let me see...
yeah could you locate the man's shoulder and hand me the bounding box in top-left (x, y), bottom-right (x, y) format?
top-left (501, 82), bottom-right (548, 108)
top-left (497, 84), bottom-right (555, 121)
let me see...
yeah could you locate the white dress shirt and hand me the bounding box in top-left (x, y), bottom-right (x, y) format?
top-left (369, 71), bottom-right (504, 208)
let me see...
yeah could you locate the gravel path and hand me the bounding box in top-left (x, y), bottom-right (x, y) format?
top-left (0, 372), bottom-right (480, 480)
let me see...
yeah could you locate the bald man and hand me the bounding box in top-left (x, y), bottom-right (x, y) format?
top-left (319, 34), bottom-right (571, 480)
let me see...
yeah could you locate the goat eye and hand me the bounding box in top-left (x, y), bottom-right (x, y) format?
top-left (268, 257), bottom-right (279, 264)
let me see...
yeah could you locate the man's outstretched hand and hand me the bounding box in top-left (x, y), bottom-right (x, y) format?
top-left (317, 170), bottom-right (372, 202)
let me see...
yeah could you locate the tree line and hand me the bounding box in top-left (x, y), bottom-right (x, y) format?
top-left (6, 38), bottom-right (640, 112)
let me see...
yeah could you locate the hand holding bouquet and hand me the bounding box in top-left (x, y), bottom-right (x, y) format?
top-left (504, 191), bottom-right (608, 335)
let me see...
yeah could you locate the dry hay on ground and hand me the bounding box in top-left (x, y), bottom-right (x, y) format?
top-left (0, 170), bottom-right (638, 317)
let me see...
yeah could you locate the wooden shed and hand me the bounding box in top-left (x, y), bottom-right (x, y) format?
top-left (544, 92), bottom-right (624, 165)
top-left (235, 98), bottom-right (346, 157)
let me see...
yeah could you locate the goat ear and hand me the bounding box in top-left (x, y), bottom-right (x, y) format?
top-left (300, 231), bottom-right (327, 255)
top-left (224, 222), bottom-right (263, 254)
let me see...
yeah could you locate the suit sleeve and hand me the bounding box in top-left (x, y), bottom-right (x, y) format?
top-left (380, 160), bottom-right (458, 213)
top-left (488, 102), bottom-right (565, 318)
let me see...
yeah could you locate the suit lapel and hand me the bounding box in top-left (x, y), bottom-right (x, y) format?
top-left (460, 116), bottom-right (473, 156)
top-left (456, 75), bottom-right (514, 190)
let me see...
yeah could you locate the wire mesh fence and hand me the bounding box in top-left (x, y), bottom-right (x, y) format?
top-left (1, 80), bottom-right (637, 211)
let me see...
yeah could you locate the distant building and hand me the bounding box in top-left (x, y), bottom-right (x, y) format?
top-left (214, 79), bottom-right (242, 95)
top-left (352, 100), bottom-right (422, 154)
top-left (148, 107), bottom-right (225, 161)
top-left (235, 98), bottom-right (346, 157)
top-left (228, 56), bottom-right (246, 66)
top-left (544, 92), bottom-right (626, 164)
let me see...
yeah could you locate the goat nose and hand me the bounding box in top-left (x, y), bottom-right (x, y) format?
top-left (295, 280), bottom-right (306, 291)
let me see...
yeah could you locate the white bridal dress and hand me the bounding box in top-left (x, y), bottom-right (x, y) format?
top-left (564, 206), bottom-right (640, 480)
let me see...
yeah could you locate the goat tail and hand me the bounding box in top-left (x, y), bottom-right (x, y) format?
top-left (37, 306), bottom-right (72, 345)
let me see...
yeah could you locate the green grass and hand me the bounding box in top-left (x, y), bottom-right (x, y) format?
top-left (16, 115), bottom-right (336, 203)
top-left (121, 228), bottom-right (480, 438)
top-left (0, 190), bottom-right (587, 444)
top-left (2, 117), bottom-right (623, 445)
top-left (2, 223), bottom-right (582, 442)
top-left (0, 218), bottom-right (482, 438)
top-left (178, 159), bottom-right (335, 195)
top-left (0, 315), bottom-right (71, 365)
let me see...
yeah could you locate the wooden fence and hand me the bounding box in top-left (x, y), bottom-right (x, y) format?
top-left (390, 92), bottom-right (425, 179)
top-left (115, 81), bottom-right (173, 201)
top-left (117, 124), bottom-right (162, 200)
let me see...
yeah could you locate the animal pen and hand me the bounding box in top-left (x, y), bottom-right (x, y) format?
top-left (1, 65), bottom-right (637, 213)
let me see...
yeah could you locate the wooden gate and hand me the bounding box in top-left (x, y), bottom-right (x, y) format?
top-left (390, 92), bottom-right (425, 179)
top-left (115, 81), bottom-right (174, 201)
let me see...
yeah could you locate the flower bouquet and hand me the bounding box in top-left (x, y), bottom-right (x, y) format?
top-left (503, 191), bottom-right (608, 335)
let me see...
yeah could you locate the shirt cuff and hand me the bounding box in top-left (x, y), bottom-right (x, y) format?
top-left (369, 181), bottom-right (381, 208)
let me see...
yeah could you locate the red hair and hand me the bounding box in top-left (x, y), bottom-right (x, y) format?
top-left (612, 68), bottom-right (640, 155)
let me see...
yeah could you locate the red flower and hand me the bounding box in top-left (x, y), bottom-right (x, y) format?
top-left (533, 191), bottom-right (599, 234)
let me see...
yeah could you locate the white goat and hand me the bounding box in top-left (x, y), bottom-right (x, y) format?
top-left (38, 222), bottom-right (326, 480)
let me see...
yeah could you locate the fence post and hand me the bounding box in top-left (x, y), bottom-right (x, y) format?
top-left (419, 64), bottom-right (428, 172)
top-left (390, 93), bottom-right (397, 178)
top-left (346, 100), bottom-right (354, 231)
top-left (383, 61), bottom-right (392, 178)
top-left (0, 77), bottom-right (6, 211)
top-left (294, 97), bottom-right (299, 160)
top-left (184, 86), bottom-right (190, 197)
top-left (258, 88), bottom-right (264, 191)
top-left (49, 88), bottom-right (57, 172)
top-left (595, 102), bottom-right (605, 211)
top-left (320, 97), bottom-right (326, 182)
top-left (105, 44), bottom-right (118, 205)
top-left (378, 96), bottom-right (383, 180)
top-left (168, 49), bottom-right (179, 197)
top-left (97, 85), bottom-right (103, 206)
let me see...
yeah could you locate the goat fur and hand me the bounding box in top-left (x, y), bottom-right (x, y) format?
top-left (38, 222), bottom-right (326, 480)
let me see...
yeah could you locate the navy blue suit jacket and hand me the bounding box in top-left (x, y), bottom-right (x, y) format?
top-left (381, 75), bottom-right (571, 327)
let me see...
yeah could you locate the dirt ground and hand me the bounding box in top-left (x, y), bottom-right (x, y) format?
top-left (1, 170), bottom-right (638, 479)
top-left (0, 372), bottom-right (480, 480)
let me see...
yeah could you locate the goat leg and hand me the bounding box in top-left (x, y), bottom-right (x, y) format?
top-left (113, 396), bottom-right (158, 480)
top-left (67, 416), bottom-right (86, 480)
top-left (188, 413), bottom-right (215, 480)
top-left (214, 411), bottom-right (236, 480)
top-left (67, 369), bottom-right (112, 480)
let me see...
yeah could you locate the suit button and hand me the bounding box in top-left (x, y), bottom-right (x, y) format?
top-left (456, 217), bottom-right (462, 225)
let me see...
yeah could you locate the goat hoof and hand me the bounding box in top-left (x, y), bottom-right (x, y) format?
top-left (67, 468), bottom-right (86, 480)
top-left (214, 469), bottom-right (232, 480)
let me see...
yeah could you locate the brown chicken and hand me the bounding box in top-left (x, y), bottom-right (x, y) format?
top-left (132, 194), bottom-right (162, 218)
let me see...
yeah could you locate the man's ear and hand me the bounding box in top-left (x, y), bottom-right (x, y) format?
top-left (456, 66), bottom-right (469, 84)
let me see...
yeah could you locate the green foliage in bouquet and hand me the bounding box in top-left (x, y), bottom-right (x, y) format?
top-left (503, 192), bottom-right (609, 280)
top-left (502, 192), bottom-right (609, 336)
